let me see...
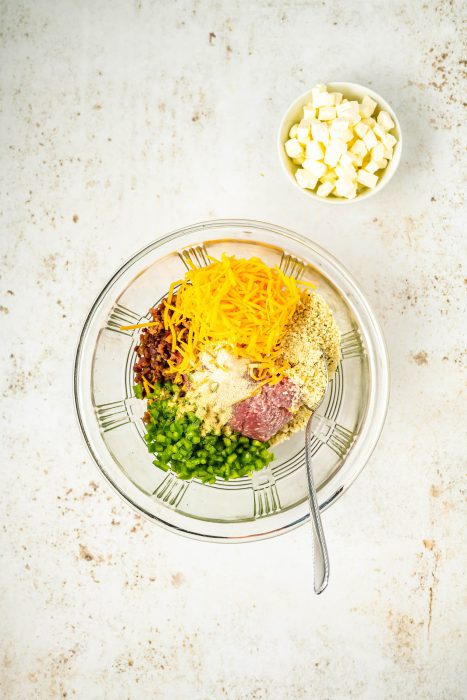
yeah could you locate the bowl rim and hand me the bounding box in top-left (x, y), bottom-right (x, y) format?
top-left (73, 219), bottom-right (390, 543)
top-left (277, 81), bottom-right (403, 204)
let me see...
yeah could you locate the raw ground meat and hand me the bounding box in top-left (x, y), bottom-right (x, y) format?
top-left (229, 378), bottom-right (301, 442)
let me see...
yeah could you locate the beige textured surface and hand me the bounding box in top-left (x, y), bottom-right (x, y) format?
top-left (1, 1), bottom-right (466, 699)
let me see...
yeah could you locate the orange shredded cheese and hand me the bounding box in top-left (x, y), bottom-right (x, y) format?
top-left (119, 320), bottom-right (161, 331)
top-left (163, 254), bottom-right (314, 386)
top-left (142, 377), bottom-right (155, 395)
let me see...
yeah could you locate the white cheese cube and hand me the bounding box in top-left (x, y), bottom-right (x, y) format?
top-left (339, 151), bottom-right (354, 168)
top-left (340, 128), bottom-right (354, 142)
top-left (316, 181), bottom-right (335, 197)
top-left (348, 150), bottom-right (363, 166)
top-left (335, 163), bottom-right (357, 181)
top-left (335, 177), bottom-right (357, 198)
top-left (311, 119), bottom-right (329, 143)
top-left (365, 160), bottom-right (380, 174)
top-left (381, 132), bottom-right (397, 149)
top-left (330, 117), bottom-right (350, 135)
top-left (311, 84), bottom-right (327, 105)
top-left (303, 159), bottom-right (327, 178)
top-left (314, 92), bottom-right (335, 108)
top-left (362, 117), bottom-right (376, 127)
top-left (376, 158), bottom-right (388, 169)
top-left (297, 118), bottom-right (312, 143)
top-left (303, 102), bottom-right (316, 120)
top-left (318, 106), bottom-right (337, 121)
top-left (320, 170), bottom-right (337, 184)
top-left (292, 154), bottom-right (306, 165)
top-left (350, 139), bottom-right (368, 157)
top-left (295, 168), bottom-right (318, 190)
top-left (382, 145), bottom-right (393, 160)
top-left (289, 124), bottom-right (299, 138)
top-left (371, 143), bottom-right (385, 162)
top-left (373, 124), bottom-right (386, 140)
top-left (332, 92), bottom-right (343, 105)
top-left (354, 122), bottom-right (369, 139)
top-left (359, 95), bottom-right (377, 118)
top-left (285, 138), bottom-right (304, 159)
top-left (337, 100), bottom-right (360, 122)
top-left (377, 110), bottom-right (395, 131)
top-left (324, 140), bottom-right (346, 167)
top-left (357, 169), bottom-right (379, 188)
top-left (363, 129), bottom-right (378, 150)
top-left (305, 140), bottom-right (325, 160)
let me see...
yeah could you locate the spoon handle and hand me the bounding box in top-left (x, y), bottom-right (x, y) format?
top-left (305, 417), bottom-right (330, 595)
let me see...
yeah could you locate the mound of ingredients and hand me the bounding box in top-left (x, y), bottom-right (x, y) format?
top-left (124, 254), bottom-right (340, 483)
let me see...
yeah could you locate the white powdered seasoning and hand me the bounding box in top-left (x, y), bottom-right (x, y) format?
top-left (186, 346), bottom-right (253, 433)
top-left (270, 292), bottom-right (341, 445)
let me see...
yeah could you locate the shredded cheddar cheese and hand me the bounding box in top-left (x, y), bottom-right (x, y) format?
top-left (164, 254), bottom-right (314, 386)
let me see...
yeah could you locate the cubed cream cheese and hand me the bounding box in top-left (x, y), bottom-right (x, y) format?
top-left (335, 177), bottom-right (357, 198)
top-left (371, 143), bottom-right (385, 162)
top-left (373, 124), bottom-right (386, 140)
top-left (350, 139), bottom-right (367, 156)
top-left (324, 140), bottom-right (346, 167)
top-left (365, 160), bottom-right (380, 174)
top-left (314, 91), bottom-right (335, 108)
top-left (289, 124), bottom-right (299, 139)
top-left (339, 151), bottom-right (354, 168)
top-left (297, 118), bottom-right (312, 143)
top-left (336, 100), bottom-right (360, 122)
top-left (382, 145), bottom-right (393, 160)
top-left (295, 168), bottom-right (318, 190)
top-left (357, 169), bottom-right (379, 188)
top-left (316, 181), bottom-right (335, 197)
top-left (311, 84), bottom-right (327, 105)
top-left (305, 140), bottom-right (325, 160)
top-left (363, 129), bottom-right (378, 150)
top-left (354, 122), bottom-right (369, 139)
top-left (349, 152), bottom-right (364, 167)
top-left (377, 110), bottom-right (395, 131)
top-left (303, 159), bottom-right (327, 178)
top-left (359, 95), bottom-right (377, 118)
top-left (285, 138), bottom-right (304, 158)
top-left (292, 154), bottom-right (306, 165)
top-left (318, 106), bottom-right (337, 121)
top-left (329, 117), bottom-right (350, 136)
top-left (320, 170), bottom-right (337, 184)
top-left (381, 132), bottom-right (397, 149)
top-left (311, 119), bottom-right (329, 143)
top-left (335, 163), bottom-right (357, 181)
top-left (303, 102), bottom-right (315, 120)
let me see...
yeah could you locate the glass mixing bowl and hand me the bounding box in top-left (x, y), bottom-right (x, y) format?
top-left (73, 220), bottom-right (389, 542)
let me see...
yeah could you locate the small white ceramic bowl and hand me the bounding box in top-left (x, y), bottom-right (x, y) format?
top-left (278, 82), bottom-right (402, 204)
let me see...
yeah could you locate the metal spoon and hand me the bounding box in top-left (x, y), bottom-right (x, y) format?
top-left (304, 352), bottom-right (330, 595)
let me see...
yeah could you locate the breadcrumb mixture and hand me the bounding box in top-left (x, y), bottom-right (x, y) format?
top-left (270, 292), bottom-right (341, 445)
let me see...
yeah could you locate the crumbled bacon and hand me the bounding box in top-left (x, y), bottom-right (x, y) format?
top-left (133, 297), bottom-right (188, 396)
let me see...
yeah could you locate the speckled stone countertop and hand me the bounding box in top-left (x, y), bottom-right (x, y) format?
top-left (1, 1), bottom-right (465, 698)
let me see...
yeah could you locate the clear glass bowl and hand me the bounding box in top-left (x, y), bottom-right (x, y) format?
top-left (73, 220), bottom-right (389, 542)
